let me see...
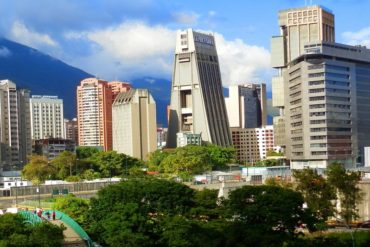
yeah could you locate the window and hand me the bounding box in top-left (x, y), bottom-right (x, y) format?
top-left (310, 96), bottom-right (325, 101)
top-left (308, 72), bottom-right (325, 78)
top-left (308, 64), bottom-right (324, 70)
top-left (309, 88), bottom-right (325, 93)
top-left (310, 119), bottom-right (326, 124)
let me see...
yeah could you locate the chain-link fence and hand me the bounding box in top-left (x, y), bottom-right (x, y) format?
top-left (6, 181), bottom-right (119, 198)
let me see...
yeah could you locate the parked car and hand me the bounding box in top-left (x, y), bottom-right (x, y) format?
top-left (358, 220), bottom-right (370, 228)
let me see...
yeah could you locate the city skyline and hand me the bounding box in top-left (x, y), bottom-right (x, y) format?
top-left (1, 0), bottom-right (370, 90)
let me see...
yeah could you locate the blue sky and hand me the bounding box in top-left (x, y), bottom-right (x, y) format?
top-left (1, 0), bottom-right (370, 89)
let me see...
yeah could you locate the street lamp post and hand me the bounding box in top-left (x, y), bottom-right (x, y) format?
top-left (36, 187), bottom-right (40, 208)
top-left (14, 178), bottom-right (18, 207)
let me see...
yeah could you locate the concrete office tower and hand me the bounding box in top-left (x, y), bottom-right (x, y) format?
top-left (30, 95), bottom-right (64, 140)
top-left (64, 118), bottom-right (78, 144)
top-left (112, 89), bottom-right (156, 160)
top-left (77, 78), bottom-right (113, 151)
top-left (225, 83), bottom-right (267, 128)
top-left (286, 42), bottom-right (370, 169)
top-left (167, 29), bottom-right (232, 147)
top-left (271, 5), bottom-right (335, 147)
top-left (0, 80), bottom-right (31, 171)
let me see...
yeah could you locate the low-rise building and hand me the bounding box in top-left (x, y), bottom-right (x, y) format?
top-left (33, 138), bottom-right (76, 160)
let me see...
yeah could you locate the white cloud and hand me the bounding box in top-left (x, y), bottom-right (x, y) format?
top-left (64, 22), bottom-right (176, 79)
top-left (63, 22), bottom-right (271, 86)
top-left (342, 27), bottom-right (370, 47)
top-left (0, 46), bottom-right (11, 57)
top-left (172, 11), bottom-right (199, 24)
top-left (208, 11), bottom-right (217, 17)
top-left (145, 78), bottom-right (156, 84)
top-left (215, 33), bottom-right (272, 86)
top-left (86, 22), bottom-right (176, 61)
top-left (10, 21), bottom-right (58, 49)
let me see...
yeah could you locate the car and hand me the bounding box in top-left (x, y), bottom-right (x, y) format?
top-left (358, 220), bottom-right (370, 228)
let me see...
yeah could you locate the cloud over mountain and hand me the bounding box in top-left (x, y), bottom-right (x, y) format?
top-left (63, 22), bottom-right (271, 86)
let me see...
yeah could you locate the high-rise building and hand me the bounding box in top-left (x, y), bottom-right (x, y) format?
top-left (77, 78), bottom-right (112, 150)
top-left (76, 79), bottom-right (131, 151)
top-left (0, 80), bottom-right (31, 171)
top-left (108, 81), bottom-right (131, 101)
top-left (272, 5), bottom-right (370, 168)
top-left (112, 89), bottom-right (157, 160)
top-left (271, 5), bottom-right (335, 148)
top-left (285, 42), bottom-right (370, 169)
top-left (167, 29), bottom-right (232, 147)
top-left (30, 95), bottom-right (64, 140)
top-left (64, 118), bottom-right (78, 144)
top-left (231, 125), bottom-right (277, 164)
top-left (225, 83), bottom-right (267, 128)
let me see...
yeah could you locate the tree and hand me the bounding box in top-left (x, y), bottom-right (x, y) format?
top-left (327, 162), bottom-right (363, 223)
top-left (0, 213), bottom-right (64, 247)
top-left (54, 194), bottom-right (89, 226)
top-left (76, 146), bottom-right (100, 159)
top-left (89, 151), bottom-right (145, 177)
top-left (224, 185), bottom-right (316, 246)
top-left (293, 168), bottom-right (336, 221)
top-left (160, 145), bottom-right (212, 175)
top-left (266, 149), bottom-right (284, 157)
top-left (51, 151), bottom-right (76, 179)
top-left (147, 150), bottom-right (170, 172)
top-left (87, 178), bottom-right (195, 246)
top-left (22, 155), bottom-right (57, 184)
top-left (206, 144), bottom-right (235, 170)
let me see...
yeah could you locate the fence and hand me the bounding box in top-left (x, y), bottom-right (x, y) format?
top-left (6, 181), bottom-right (119, 198)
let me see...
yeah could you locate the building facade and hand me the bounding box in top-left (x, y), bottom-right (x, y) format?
top-left (231, 125), bottom-right (277, 164)
top-left (176, 132), bottom-right (202, 147)
top-left (30, 95), bottom-right (64, 140)
top-left (33, 138), bottom-right (76, 160)
top-left (286, 42), bottom-right (370, 169)
top-left (0, 80), bottom-right (32, 171)
top-left (77, 78), bottom-right (112, 150)
top-left (271, 5), bottom-right (335, 148)
top-left (225, 83), bottom-right (267, 128)
top-left (64, 118), bottom-right (78, 144)
top-left (167, 29), bottom-right (232, 148)
top-left (112, 89), bottom-right (157, 160)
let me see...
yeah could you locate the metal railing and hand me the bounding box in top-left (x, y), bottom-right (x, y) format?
top-left (6, 181), bottom-right (119, 198)
top-left (44, 210), bottom-right (93, 247)
top-left (18, 210), bottom-right (43, 225)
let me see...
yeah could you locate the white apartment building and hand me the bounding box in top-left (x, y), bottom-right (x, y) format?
top-left (30, 95), bottom-right (64, 140)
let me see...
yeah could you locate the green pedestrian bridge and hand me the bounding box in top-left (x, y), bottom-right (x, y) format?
top-left (19, 210), bottom-right (93, 247)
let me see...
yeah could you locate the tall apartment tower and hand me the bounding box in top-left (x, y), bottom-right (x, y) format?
top-left (271, 5), bottom-right (335, 147)
top-left (30, 95), bottom-right (64, 140)
top-left (167, 29), bottom-right (232, 147)
top-left (225, 83), bottom-right (267, 128)
top-left (77, 78), bottom-right (112, 150)
top-left (77, 78), bottom-right (131, 151)
top-left (112, 89), bottom-right (157, 160)
top-left (0, 80), bottom-right (32, 171)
